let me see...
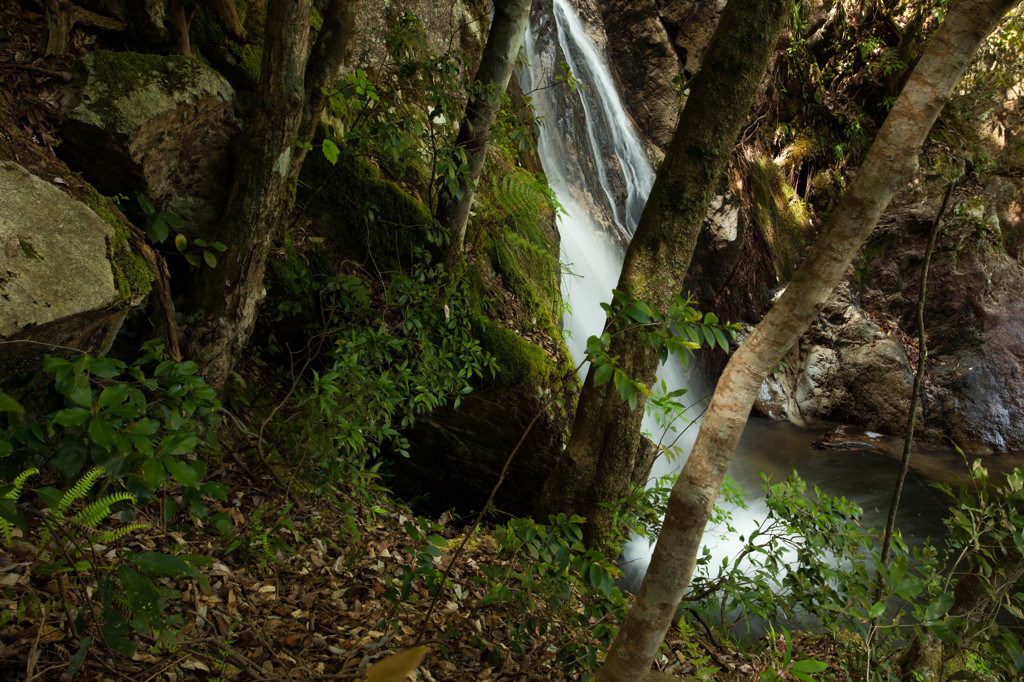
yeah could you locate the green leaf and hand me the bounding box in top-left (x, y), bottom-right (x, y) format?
top-left (322, 138), bottom-right (340, 165)
top-left (165, 459), bottom-right (201, 488)
top-left (184, 253), bottom-right (201, 267)
top-left (593, 363), bottom-right (613, 387)
top-left (926, 592), bottom-right (955, 621)
top-left (35, 486), bottom-right (63, 510)
top-left (52, 407), bottom-right (92, 427)
top-left (712, 326), bottom-right (730, 352)
top-left (868, 601), bottom-right (886, 619)
top-left (203, 250), bottom-right (217, 268)
top-left (175, 233), bottom-right (188, 252)
top-left (88, 416), bottom-right (117, 449)
top-left (790, 659), bottom-right (827, 674)
top-left (136, 192), bottom-right (155, 216)
top-left (67, 636), bottom-right (92, 677)
top-left (98, 384), bottom-right (129, 408)
top-left (162, 212), bottom-right (184, 229)
top-left (0, 393), bottom-right (23, 413)
top-left (149, 216), bottom-right (169, 243)
top-left (129, 551), bottom-right (201, 579)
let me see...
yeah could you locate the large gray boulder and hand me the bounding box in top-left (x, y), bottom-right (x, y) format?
top-left (60, 50), bottom-right (238, 236)
top-left (0, 162), bottom-right (149, 382)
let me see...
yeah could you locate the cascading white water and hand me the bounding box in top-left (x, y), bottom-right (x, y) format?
top-left (521, 0), bottom-right (704, 585)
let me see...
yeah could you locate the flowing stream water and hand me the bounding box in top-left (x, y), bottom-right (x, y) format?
top-left (521, 0), bottom-right (952, 589)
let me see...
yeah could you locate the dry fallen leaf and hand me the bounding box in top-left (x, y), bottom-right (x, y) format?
top-left (364, 646), bottom-right (429, 682)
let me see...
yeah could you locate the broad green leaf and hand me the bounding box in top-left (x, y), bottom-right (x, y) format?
top-left (0, 394), bottom-right (23, 413)
top-left (87, 416), bottom-right (117, 449)
top-left (322, 138), bottom-right (340, 165)
top-left (175, 233), bottom-right (188, 252)
top-left (790, 660), bottom-right (828, 674)
top-left (593, 363), bottom-right (613, 387)
top-left (926, 592), bottom-right (955, 621)
top-left (98, 384), bottom-right (129, 408)
top-left (712, 327), bottom-right (730, 352)
top-left (203, 250), bottom-right (217, 268)
top-left (136, 192), bottom-right (155, 215)
top-left (129, 551), bottom-right (201, 579)
top-left (868, 601), bottom-right (886, 619)
top-left (52, 407), bottom-right (92, 427)
top-left (165, 459), bottom-right (201, 488)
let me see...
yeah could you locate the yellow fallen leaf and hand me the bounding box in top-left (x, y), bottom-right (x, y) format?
top-left (364, 646), bottom-right (429, 682)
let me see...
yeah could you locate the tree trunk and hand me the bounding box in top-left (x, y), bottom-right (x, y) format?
top-left (290, 0), bottom-right (362, 181)
top-left (44, 0), bottom-right (126, 57)
top-left (435, 0), bottom-right (531, 266)
top-left (188, 0), bottom-right (313, 387)
top-left (597, 1), bottom-right (1022, 679)
top-left (535, 0), bottom-right (790, 549)
top-left (187, 0), bottom-right (360, 388)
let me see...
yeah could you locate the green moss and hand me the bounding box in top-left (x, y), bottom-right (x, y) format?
top-left (298, 126), bottom-right (432, 267)
top-left (750, 155), bottom-right (813, 281)
top-left (80, 188), bottom-right (153, 308)
top-left (77, 51), bottom-right (213, 131)
top-left (473, 316), bottom-right (554, 387)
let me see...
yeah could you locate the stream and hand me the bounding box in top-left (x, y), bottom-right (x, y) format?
top-left (521, 0), bottom-right (966, 588)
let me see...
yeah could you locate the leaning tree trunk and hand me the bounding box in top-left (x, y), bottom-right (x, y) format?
top-left (435, 0), bottom-right (532, 266)
top-left (535, 0), bottom-right (791, 549)
top-left (596, 1), bottom-right (1022, 680)
top-left (188, 0), bottom-right (360, 388)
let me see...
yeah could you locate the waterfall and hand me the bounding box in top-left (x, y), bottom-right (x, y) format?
top-left (521, 0), bottom-right (702, 586)
top-left (519, 0), bottom-right (952, 602)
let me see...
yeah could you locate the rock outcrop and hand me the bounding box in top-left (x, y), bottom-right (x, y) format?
top-left (60, 51), bottom-right (238, 237)
top-left (0, 162), bottom-right (150, 382)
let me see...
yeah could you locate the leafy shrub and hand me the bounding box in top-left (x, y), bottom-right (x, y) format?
top-left (0, 343), bottom-right (225, 520)
top-left (477, 514), bottom-right (628, 679)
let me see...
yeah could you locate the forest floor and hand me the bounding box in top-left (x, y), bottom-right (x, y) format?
top-left (0, 448), bottom-right (849, 681)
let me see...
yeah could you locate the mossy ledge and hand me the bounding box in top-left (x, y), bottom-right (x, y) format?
top-left (79, 187), bottom-right (153, 308)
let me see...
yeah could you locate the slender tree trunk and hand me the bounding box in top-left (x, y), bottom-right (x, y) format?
top-left (44, 0), bottom-right (126, 57)
top-left (436, 0), bottom-right (531, 266)
top-left (188, 0), bottom-right (360, 388)
top-left (597, 1), bottom-right (1021, 679)
top-left (290, 0), bottom-right (362, 180)
top-left (535, 0), bottom-right (790, 549)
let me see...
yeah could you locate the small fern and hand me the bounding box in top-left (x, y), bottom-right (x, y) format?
top-left (58, 466), bottom-right (106, 515)
top-left (38, 467), bottom-right (146, 549)
top-left (1, 468), bottom-right (39, 544)
top-left (73, 492), bottom-right (136, 529)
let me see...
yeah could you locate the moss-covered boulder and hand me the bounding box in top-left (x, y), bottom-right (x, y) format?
top-left (0, 162), bottom-right (152, 383)
top-left (298, 135), bottom-right (433, 268)
top-left (60, 50), bottom-right (238, 236)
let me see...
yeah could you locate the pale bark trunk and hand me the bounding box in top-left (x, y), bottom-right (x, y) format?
top-left (536, 0), bottom-right (790, 548)
top-left (436, 0), bottom-right (532, 266)
top-left (597, 1), bottom-right (1022, 679)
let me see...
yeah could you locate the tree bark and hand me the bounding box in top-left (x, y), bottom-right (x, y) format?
top-left (597, 1), bottom-right (1022, 679)
top-left (435, 0), bottom-right (532, 266)
top-left (44, 0), bottom-right (126, 57)
top-left (188, 0), bottom-right (312, 387)
top-left (535, 0), bottom-right (790, 549)
top-left (290, 0), bottom-right (362, 181)
top-left (187, 0), bottom-right (361, 388)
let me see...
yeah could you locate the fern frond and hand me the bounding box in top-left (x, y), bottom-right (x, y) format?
top-left (72, 492), bottom-right (136, 529)
top-left (5, 468), bottom-right (39, 500)
top-left (59, 466), bottom-right (105, 515)
top-left (92, 522), bottom-right (148, 544)
top-left (1, 468), bottom-right (39, 545)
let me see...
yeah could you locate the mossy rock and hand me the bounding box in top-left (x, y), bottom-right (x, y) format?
top-left (298, 129), bottom-right (433, 268)
top-left (79, 188), bottom-right (153, 308)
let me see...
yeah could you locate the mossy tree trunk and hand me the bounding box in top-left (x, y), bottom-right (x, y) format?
top-left (535, 0), bottom-right (790, 549)
top-left (436, 0), bottom-right (532, 266)
top-left (597, 1), bottom-right (1021, 680)
top-left (187, 0), bottom-right (361, 388)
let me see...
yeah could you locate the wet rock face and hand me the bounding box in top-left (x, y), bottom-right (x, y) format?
top-left (598, 0), bottom-right (681, 149)
top-left (0, 162), bottom-right (129, 382)
top-left (752, 284), bottom-right (917, 437)
top-left (60, 51), bottom-right (238, 237)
